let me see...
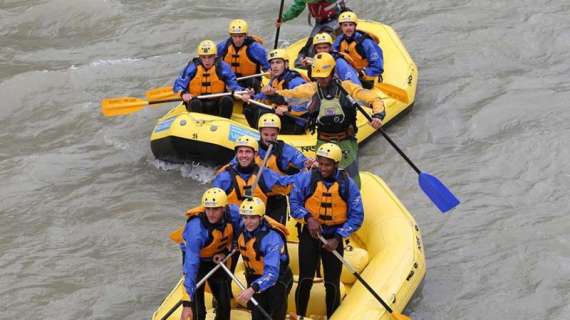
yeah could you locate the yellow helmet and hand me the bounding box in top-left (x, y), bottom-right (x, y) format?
top-left (338, 11), bottom-right (358, 24)
top-left (202, 187), bottom-right (228, 208)
top-left (258, 113), bottom-right (282, 130)
top-left (311, 53), bottom-right (336, 78)
top-left (234, 135), bottom-right (258, 152)
top-left (316, 143), bottom-right (342, 163)
top-left (313, 32), bottom-right (334, 45)
top-left (239, 197), bottom-right (265, 216)
top-left (228, 19), bottom-right (248, 34)
top-left (196, 40), bottom-right (217, 56)
top-left (268, 49), bottom-right (288, 62)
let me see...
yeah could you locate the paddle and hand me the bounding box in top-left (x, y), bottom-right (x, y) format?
top-left (249, 143), bottom-right (273, 197)
top-left (218, 261), bottom-right (272, 320)
top-left (274, 0), bottom-right (285, 49)
top-left (375, 82), bottom-right (410, 104)
top-left (100, 91), bottom-right (247, 117)
top-left (317, 235), bottom-right (411, 320)
top-left (146, 73), bottom-right (268, 102)
top-left (160, 249), bottom-right (238, 320)
top-left (233, 93), bottom-right (307, 124)
top-left (335, 78), bottom-right (460, 213)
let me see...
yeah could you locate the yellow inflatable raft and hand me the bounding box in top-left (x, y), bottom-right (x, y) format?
top-left (151, 172), bottom-right (426, 319)
top-left (150, 20), bottom-right (418, 164)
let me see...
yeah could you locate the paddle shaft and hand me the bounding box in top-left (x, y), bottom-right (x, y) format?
top-left (317, 235), bottom-right (395, 314)
top-left (274, 0), bottom-right (285, 49)
top-left (234, 94), bottom-right (307, 123)
top-left (193, 90), bottom-right (248, 100)
top-left (218, 262), bottom-right (272, 320)
top-left (159, 250), bottom-right (237, 320)
top-left (249, 143), bottom-right (273, 196)
top-left (334, 79), bottom-right (421, 174)
top-left (237, 73), bottom-right (267, 81)
top-left (150, 90), bottom-right (249, 106)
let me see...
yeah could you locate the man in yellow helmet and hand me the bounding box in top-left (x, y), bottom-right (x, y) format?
top-left (234, 197), bottom-right (293, 320)
top-left (226, 115), bottom-right (311, 223)
top-left (289, 143), bottom-right (363, 318)
top-left (302, 32), bottom-right (361, 85)
top-left (257, 113), bottom-right (311, 223)
top-left (262, 52), bottom-right (385, 186)
top-left (212, 135), bottom-right (292, 207)
top-left (173, 40), bottom-right (246, 118)
top-left (178, 188), bottom-right (242, 320)
top-left (244, 49), bottom-right (308, 134)
top-left (217, 19), bottom-right (269, 91)
top-left (333, 11), bottom-right (384, 89)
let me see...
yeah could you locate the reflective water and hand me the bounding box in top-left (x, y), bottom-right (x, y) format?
top-left (1, 1), bottom-right (569, 319)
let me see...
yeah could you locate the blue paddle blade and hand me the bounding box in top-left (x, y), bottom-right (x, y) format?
top-left (418, 172), bottom-right (460, 213)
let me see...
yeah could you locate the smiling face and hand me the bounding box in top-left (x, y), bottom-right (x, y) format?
top-left (242, 215), bottom-right (262, 232)
top-left (260, 127), bottom-right (279, 145)
top-left (205, 207), bottom-right (225, 224)
top-left (200, 54), bottom-right (216, 69)
top-left (236, 146), bottom-right (255, 167)
top-left (317, 156), bottom-right (337, 178)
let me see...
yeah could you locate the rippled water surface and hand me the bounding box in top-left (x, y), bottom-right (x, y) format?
top-left (1, 1), bottom-right (569, 319)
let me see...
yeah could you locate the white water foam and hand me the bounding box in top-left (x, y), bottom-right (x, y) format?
top-left (89, 58), bottom-right (143, 67)
top-left (152, 159), bottom-right (217, 184)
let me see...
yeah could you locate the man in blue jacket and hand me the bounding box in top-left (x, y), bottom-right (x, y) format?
top-left (302, 32), bottom-right (362, 85)
top-left (235, 197), bottom-right (293, 320)
top-left (247, 49), bottom-right (308, 134)
top-left (289, 143), bottom-right (364, 318)
top-left (217, 19), bottom-right (269, 91)
top-left (333, 11), bottom-right (384, 89)
top-left (173, 40), bottom-right (245, 118)
top-left (178, 188), bottom-right (242, 320)
top-left (212, 135), bottom-right (293, 207)
top-left (227, 114), bottom-right (311, 224)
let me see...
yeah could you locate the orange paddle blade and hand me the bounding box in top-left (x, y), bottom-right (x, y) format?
top-left (145, 86), bottom-right (178, 102)
top-left (376, 83), bottom-right (410, 104)
top-left (169, 226), bottom-right (184, 244)
top-left (100, 96), bottom-right (148, 117)
top-left (392, 312), bottom-right (412, 320)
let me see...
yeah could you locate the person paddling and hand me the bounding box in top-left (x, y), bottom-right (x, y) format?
top-left (212, 135), bottom-right (292, 206)
top-left (177, 188), bottom-right (241, 320)
top-left (262, 52), bottom-right (385, 187)
top-left (333, 11), bottom-right (384, 89)
top-left (302, 32), bottom-right (361, 85)
top-left (289, 143), bottom-right (364, 318)
top-left (173, 40), bottom-right (245, 118)
top-left (235, 197), bottom-right (293, 320)
top-left (244, 49), bottom-right (309, 134)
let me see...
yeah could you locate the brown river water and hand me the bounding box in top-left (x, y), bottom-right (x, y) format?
top-left (1, 0), bottom-right (569, 319)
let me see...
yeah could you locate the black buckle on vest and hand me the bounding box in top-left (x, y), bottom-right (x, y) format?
top-left (322, 192), bottom-right (332, 197)
top-left (231, 62), bottom-right (240, 67)
top-left (243, 186), bottom-right (253, 197)
top-left (321, 202), bottom-right (333, 208)
top-left (319, 215), bottom-right (333, 221)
